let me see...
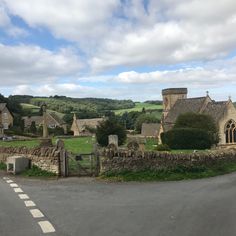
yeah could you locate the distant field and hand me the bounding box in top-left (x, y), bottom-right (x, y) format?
top-left (114, 102), bottom-right (162, 115)
top-left (21, 103), bottom-right (65, 119)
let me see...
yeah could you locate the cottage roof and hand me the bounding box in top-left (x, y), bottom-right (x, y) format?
top-left (22, 112), bottom-right (65, 127)
top-left (76, 118), bottom-right (103, 130)
top-left (0, 103), bottom-right (7, 112)
top-left (141, 123), bottom-right (160, 137)
top-left (49, 112), bottom-right (66, 125)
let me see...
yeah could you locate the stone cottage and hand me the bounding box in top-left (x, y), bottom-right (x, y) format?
top-left (71, 114), bottom-right (103, 136)
top-left (23, 112), bottom-right (67, 134)
top-left (159, 88), bottom-right (236, 147)
top-left (141, 123), bottom-right (160, 137)
top-left (0, 103), bottom-right (13, 135)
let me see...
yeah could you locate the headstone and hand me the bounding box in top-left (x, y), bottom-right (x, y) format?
top-left (108, 135), bottom-right (118, 147)
top-left (56, 139), bottom-right (64, 149)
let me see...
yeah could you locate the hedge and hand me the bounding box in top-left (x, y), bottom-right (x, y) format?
top-left (161, 128), bottom-right (212, 149)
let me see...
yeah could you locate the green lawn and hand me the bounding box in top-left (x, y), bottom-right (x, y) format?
top-left (114, 102), bottom-right (162, 115)
top-left (0, 137), bottom-right (94, 154)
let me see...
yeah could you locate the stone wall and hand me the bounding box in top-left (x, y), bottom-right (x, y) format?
top-left (101, 148), bottom-right (236, 173)
top-left (0, 146), bottom-right (62, 174)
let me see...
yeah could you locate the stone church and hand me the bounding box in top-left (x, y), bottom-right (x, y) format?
top-left (159, 88), bottom-right (236, 147)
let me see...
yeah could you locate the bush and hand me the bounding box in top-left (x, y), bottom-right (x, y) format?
top-left (161, 128), bottom-right (212, 149)
top-left (0, 162), bottom-right (7, 170)
top-left (156, 144), bottom-right (171, 151)
top-left (174, 112), bottom-right (219, 145)
top-left (96, 117), bottom-right (127, 147)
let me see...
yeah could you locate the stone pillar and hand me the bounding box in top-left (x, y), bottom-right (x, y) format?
top-left (40, 103), bottom-right (52, 147)
top-left (108, 135), bottom-right (118, 147)
top-left (42, 103), bottom-right (48, 138)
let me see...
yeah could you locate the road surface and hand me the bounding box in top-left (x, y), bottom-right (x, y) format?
top-left (1, 171), bottom-right (236, 236)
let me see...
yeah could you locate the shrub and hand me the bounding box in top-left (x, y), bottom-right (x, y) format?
top-left (156, 144), bottom-right (171, 151)
top-left (174, 112), bottom-right (219, 145)
top-left (161, 128), bottom-right (212, 149)
top-left (96, 117), bottom-right (127, 147)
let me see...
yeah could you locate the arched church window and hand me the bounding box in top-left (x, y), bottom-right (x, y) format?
top-left (225, 119), bottom-right (236, 144)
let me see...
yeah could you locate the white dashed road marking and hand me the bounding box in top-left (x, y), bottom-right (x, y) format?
top-left (10, 183), bottom-right (18, 188)
top-left (14, 188), bottom-right (23, 193)
top-left (30, 209), bottom-right (44, 218)
top-left (3, 177), bottom-right (56, 234)
top-left (18, 194), bottom-right (29, 200)
top-left (24, 200), bottom-right (36, 207)
top-left (38, 221), bottom-right (56, 233)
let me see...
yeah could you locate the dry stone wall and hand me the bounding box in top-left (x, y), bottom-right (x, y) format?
top-left (0, 146), bottom-right (61, 174)
top-left (101, 148), bottom-right (236, 173)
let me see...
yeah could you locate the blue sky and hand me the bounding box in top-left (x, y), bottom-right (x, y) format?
top-left (0, 0), bottom-right (236, 101)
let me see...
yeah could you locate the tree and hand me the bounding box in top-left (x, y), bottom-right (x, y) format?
top-left (135, 114), bottom-right (160, 133)
top-left (96, 117), bottom-right (127, 147)
top-left (29, 121), bottom-right (37, 134)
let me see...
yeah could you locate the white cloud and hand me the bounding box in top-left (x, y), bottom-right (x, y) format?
top-left (0, 43), bottom-right (82, 86)
top-left (116, 56), bottom-right (236, 88)
top-left (3, 0), bottom-right (118, 41)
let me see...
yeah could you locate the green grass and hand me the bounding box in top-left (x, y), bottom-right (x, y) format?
top-left (0, 137), bottom-right (94, 154)
top-left (21, 103), bottom-right (65, 119)
top-left (145, 138), bottom-right (158, 151)
top-left (0, 162), bottom-right (7, 170)
top-left (0, 140), bottom-right (40, 148)
top-left (102, 162), bottom-right (236, 182)
top-left (21, 165), bottom-right (56, 177)
top-left (114, 102), bottom-right (162, 115)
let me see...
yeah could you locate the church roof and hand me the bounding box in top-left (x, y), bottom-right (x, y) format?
top-left (203, 101), bottom-right (227, 123)
top-left (164, 97), bottom-right (206, 124)
top-left (163, 96), bottom-right (230, 132)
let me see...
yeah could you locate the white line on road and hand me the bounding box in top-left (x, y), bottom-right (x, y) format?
top-left (3, 177), bottom-right (9, 180)
top-left (30, 209), bottom-right (44, 218)
top-left (24, 200), bottom-right (36, 207)
top-left (6, 180), bottom-right (13, 183)
top-left (10, 183), bottom-right (18, 187)
top-left (14, 188), bottom-right (24, 193)
top-left (18, 194), bottom-right (29, 200)
top-left (38, 221), bottom-right (56, 233)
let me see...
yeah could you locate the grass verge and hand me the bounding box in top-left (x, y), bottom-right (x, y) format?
top-left (21, 165), bottom-right (56, 178)
top-left (101, 162), bottom-right (236, 182)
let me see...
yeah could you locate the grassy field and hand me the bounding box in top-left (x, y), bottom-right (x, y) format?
top-left (0, 137), bottom-right (95, 154)
top-left (21, 103), bottom-right (65, 119)
top-left (114, 102), bottom-right (162, 115)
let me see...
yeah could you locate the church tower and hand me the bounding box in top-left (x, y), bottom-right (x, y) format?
top-left (162, 88), bottom-right (188, 118)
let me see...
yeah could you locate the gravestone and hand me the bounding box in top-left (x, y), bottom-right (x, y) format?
top-left (108, 135), bottom-right (118, 147)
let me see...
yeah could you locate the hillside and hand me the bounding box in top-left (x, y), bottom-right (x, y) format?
top-left (10, 95), bottom-right (135, 118)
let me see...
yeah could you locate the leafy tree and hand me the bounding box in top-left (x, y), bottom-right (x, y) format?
top-left (135, 114), bottom-right (160, 133)
top-left (96, 117), bottom-right (127, 147)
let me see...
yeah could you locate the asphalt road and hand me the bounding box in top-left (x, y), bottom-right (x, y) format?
top-left (1, 172), bottom-right (236, 236)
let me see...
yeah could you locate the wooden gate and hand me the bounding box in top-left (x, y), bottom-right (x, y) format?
top-left (63, 152), bottom-right (100, 177)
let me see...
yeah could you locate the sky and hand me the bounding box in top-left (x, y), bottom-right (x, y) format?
top-left (0, 0), bottom-right (236, 101)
